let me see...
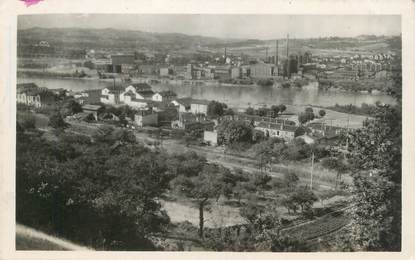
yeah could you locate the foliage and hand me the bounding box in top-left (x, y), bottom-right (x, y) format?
top-left (321, 157), bottom-right (349, 189)
top-left (207, 101), bottom-right (227, 118)
top-left (16, 127), bottom-right (173, 250)
top-left (172, 163), bottom-right (229, 238)
top-left (245, 107), bottom-right (255, 115)
top-left (270, 236), bottom-right (310, 252)
top-left (17, 112), bottom-right (36, 130)
top-left (49, 112), bottom-right (68, 129)
top-left (281, 187), bottom-right (318, 215)
top-left (217, 120), bottom-right (253, 145)
top-left (294, 126), bottom-right (307, 137)
top-left (283, 172), bottom-right (299, 190)
top-left (84, 113), bottom-right (96, 122)
top-left (319, 109), bottom-right (326, 117)
top-left (326, 103), bottom-right (380, 116)
top-left (344, 103), bottom-right (401, 251)
top-left (61, 99), bottom-right (82, 116)
top-left (298, 108), bottom-right (315, 124)
top-left (256, 79), bottom-right (274, 87)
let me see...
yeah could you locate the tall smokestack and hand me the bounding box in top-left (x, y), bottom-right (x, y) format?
top-left (275, 40), bottom-right (279, 66)
top-left (287, 34), bottom-right (290, 78)
top-left (265, 47), bottom-right (268, 62)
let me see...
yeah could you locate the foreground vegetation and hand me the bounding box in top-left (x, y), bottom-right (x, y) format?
top-left (16, 76), bottom-right (401, 251)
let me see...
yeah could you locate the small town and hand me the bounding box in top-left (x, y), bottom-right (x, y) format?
top-left (15, 14), bottom-right (402, 252)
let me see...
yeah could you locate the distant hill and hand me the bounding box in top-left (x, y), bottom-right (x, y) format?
top-left (17, 27), bottom-right (264, 53)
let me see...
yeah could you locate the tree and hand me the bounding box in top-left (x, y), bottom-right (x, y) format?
top-left (257, 107), bottom-right (269, 117)
top-left (49, 112), bottom-right (67, 129)
top-left (321, 157), bottom-right (348, 189)
top-left (62, 99), bottom-right (82, 116)
top-left (172, 163), bottom-right (226, 238)
top-left (345, 103), bottom-right (401, 251)
top-left (298, 108), bottom-right (315, 125)
top-left (279, 104), bottom-right (287, 114)
top-left (16, 129), bottom-right (173, 250)
top-left (291, 187), bottom-right (318, 213)
top-left (18, 113), bottom-right (36, 130)
top-left (207, 101), bottom-right (227, 118)
top-left (294, 126), bottom-right (307, 137)
top-left (319, 109), bottom-right (326, 117)
top-left (217, 120), bottom-right (253, 145)
top-left (305, 107), bottom-right (314, 114)
top-left (298, 113), bottom-right (309, 125)
top-left (283, 172), bottom-right (299, 190)
top-left (245, 107), bottom-right (255, 115)
top-left (270, 105), bottom-right (280, 118)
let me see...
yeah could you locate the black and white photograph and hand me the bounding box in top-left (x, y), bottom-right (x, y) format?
top-left (11, 12), bottom-right (403, 253)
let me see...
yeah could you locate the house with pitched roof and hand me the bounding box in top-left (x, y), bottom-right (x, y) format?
top-left (100, 85), bottom-right (125, 105)
top-left (17, 83), bottom-right (57, 108)
top-left (255, 122), bottom-right (297, 141)
top-left (152, 90), bottom-right (177, 102)
top-left (171, 98), bottom-right (210, 115)
top-left (119, 83), bottom-right (152, 102)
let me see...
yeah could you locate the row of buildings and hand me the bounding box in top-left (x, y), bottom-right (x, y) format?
top-left (17, 83), bottom-right (62, 108)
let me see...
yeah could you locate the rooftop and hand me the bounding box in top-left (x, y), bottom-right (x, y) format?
top-left (156, 90), bottom-right (177, 97)
top-left (174, 97), bottom-right (210, 107)
top-left (82, 104), bottom-right (102, 111)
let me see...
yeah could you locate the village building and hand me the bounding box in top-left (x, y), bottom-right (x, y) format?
top-left (254, 122), bottom-right (297, 141)
top-left (228, 114), bottom-right (296, 127)
top-left (171, 98), bottom-right (210, 115)
top-left (82, 104), bottom-right (102, 121)
top-left (171, 112), bottom-right (214, 131)
top-left (307, 122), bottom-right (346, 137)
top-left (231, 67), bottom-right (241, 79)
top-left (152, 90), bottom-right (177, 103)
top-left (100, 86), bottom-right (124, 105)
top-left (17, 83), bottom-right (57, 108)
top-left (295, 134), bottom-right (316, 144)
top-left (250, 62), bottom-right (277, 79)
top-left (119, 83), bottom-right (152, 102)
top-left (203, 130), bottom-right (218, 146)
top-left (134, 110), bottom-right (159, 127)
top-left (160, 67), bottom-right (174, 77)
top-left (110, 54), bottom-right (135, 74)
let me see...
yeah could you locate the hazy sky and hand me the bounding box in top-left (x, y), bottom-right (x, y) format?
top-left (18, 14), bottom-right (401, 39)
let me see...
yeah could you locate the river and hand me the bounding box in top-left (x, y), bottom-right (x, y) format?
top-left (17, 76), bottom-right (396, 108)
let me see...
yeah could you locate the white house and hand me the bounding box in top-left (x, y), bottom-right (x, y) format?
top-left (204, 130), bottom-right (218, 146)
top-left (119, 83), bottom-right (152, 103)
top-left (171, 98), bottom-right (210, 115)
top-left (17, 83), bottom-right (56, 108)
top-left (255, 122), bottom-right (296, 141)
top-left (100, 87), bottom-right (123, 105)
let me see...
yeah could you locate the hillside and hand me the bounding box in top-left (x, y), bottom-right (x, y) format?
top-left (17, 27), bottom-right (262, 53)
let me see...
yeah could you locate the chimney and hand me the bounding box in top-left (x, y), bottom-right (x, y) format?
top-left (287, 34), bottom-right (290, 78)
top-left (265, 47), bottom-right (268, 62)
top-left (275, 40), bottom-right (279, 66)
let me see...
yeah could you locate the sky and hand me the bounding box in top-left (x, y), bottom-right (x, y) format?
top-left (18, 14), bottom-right (401, 40)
